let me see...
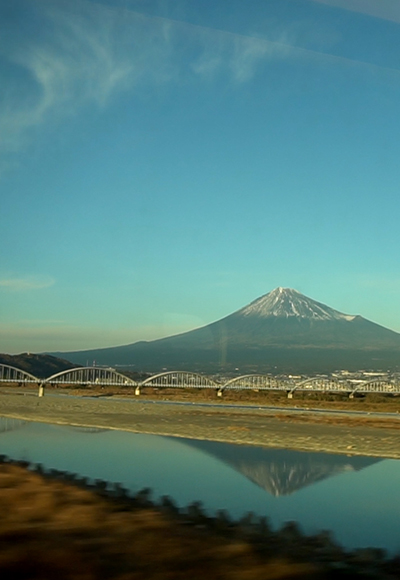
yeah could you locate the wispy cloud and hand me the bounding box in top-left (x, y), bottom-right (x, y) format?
top-left (0, 0), bottom-right (141, 151)
top-left (309, 0), bottom-right (400, 23)
top-left (0, 0), bottom-right (175, 153)
top-left (0, 0), bottom-right (309, 157)
top-left (1, 0), bottom-right (398, 159)
top-left (0, 276), bottom-right (55, 291)
top-left (190, 26), bottom-right (292, 82)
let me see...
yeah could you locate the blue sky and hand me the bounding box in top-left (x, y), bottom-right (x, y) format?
top-left (1, 0), bottom-right (400, 354)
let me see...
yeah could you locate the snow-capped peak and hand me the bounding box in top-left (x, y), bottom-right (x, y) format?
top-left (238, 288), bottom-right (356, 321)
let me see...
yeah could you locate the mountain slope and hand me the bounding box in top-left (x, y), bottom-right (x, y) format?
top-left (49, 288), bottom-right (400, 372)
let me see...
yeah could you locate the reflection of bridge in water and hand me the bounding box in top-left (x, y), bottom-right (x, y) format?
top-left (64, 426), bottom-right (108, 434)
top-left (1, 364), bottom-right (400, 398)
top-left (0, 417), bottom-right (106, 435)
top-left (0, 417), bottom-right (27, 433)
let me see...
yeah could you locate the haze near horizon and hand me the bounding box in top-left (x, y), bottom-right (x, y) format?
top-left (1, 0), bottom-right (400, 354)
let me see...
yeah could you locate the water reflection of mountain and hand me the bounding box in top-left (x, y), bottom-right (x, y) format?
top-left (0, 416), bottom-right (381, 497)
top-left (180, 439), bottom-right (381, 496)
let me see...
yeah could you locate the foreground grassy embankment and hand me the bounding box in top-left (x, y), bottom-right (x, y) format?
top-left (1, 458), bottom-right (399, 580)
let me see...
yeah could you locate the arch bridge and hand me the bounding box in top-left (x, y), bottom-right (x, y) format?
top-left (45, 367), bottom-right (138, 388)
top-left (220, 374), bottom-right (293, 393)
top-left (1, 365), bottom-right (400, 399)
top-left (139, 371), bottom-right (218, 394)
top-left (0, 364), bottom-right (41, 384)
top-left (350, 379), bottom-right (400, 397)
top-left (288, 377), bottom-right (353, 397)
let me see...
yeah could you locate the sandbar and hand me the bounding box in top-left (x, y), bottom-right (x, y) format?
top-left (1, 389), bottom-right (400, 459)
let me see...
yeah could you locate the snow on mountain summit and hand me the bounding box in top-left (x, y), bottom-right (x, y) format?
top-left (238, 287), bottom-right (356, 321)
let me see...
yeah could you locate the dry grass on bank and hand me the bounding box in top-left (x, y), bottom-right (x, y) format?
top-left (0, 462), bottom-right (319, 580)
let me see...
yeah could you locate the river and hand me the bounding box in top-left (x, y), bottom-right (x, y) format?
top-left (1, 416), bottom-right (399, 553)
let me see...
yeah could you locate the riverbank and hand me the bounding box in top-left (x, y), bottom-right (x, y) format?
top-left (0, 460), bottom-right (318, 580)
top-left (1, 389), bottom-right (400, 458)
top-left (4, 458), bottom-right (400, 580)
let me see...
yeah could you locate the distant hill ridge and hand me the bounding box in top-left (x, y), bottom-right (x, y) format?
top-left (0, 353), bottom-right (75, 379)
top-left (49, 288), bottom-right (400, 373)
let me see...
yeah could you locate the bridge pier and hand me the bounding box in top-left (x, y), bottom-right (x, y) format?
top-left (287, 392), bottom-right (293, 399)
top-left (217, 388), bottom-right (223, 397)
top-left (135, 386), bottom-right (141, 396)
top-left (38, 383), bottom-right (45, 397)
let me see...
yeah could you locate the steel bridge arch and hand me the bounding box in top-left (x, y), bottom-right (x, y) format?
top-left (351, 379), bottom-right (400, 395)
top-left (140, 371), bottom-right (219, 389)
top-left (291, 376), bottom-right (352, 395)
top-left (45, 367), bottom-right (138, 387)
top-left (221, 374), bottom-right (292, 392)
top-left (0, 364), bottom-right (41, 384)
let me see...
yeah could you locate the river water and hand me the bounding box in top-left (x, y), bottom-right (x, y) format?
top-left (0, 417), bottom-right (399, 553)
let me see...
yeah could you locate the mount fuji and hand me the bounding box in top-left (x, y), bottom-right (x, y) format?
top-left (51, 288), bottom-right (400, 373)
